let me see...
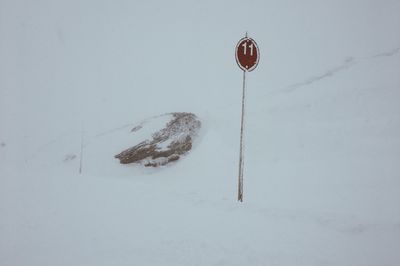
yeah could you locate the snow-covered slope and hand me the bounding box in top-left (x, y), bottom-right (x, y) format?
top-left (1, 0), bottom-right (400, 265)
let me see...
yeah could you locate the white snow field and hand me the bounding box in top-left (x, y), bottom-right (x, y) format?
top-left (1, 0), bottom-right (400, 265)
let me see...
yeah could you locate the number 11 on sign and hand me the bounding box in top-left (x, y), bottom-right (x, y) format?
top-left (242, 42), bottom-right (254, 56)
top-left (235, 33), bottom-right (260, 202)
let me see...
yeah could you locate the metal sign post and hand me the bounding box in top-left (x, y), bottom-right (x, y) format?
top-left (235, 32), bottom-right (260, 202)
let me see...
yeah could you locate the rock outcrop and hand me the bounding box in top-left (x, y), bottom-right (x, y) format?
top-left (115, 112), bottom-right (201, 167)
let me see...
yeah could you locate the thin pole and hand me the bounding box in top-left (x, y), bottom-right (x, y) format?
top-left (238, 69), bottom-right (246, 202)
top-left (79, 127), bottom-right (84, 174)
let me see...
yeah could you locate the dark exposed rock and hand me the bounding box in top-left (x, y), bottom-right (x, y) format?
top-left (63, 154), bottom-right (77, 162)
top-left (115, 112), bottom-right (201, 167)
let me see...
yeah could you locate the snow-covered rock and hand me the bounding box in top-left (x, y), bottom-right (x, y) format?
top-left (115, 112), bottom-right (201, 167)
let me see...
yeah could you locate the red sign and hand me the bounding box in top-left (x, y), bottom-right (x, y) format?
top-left (235, 37), bottom-right (260, 72)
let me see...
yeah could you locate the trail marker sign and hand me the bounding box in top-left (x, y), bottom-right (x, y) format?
top-left (235, 36), bottom-right (260, 72)
top-left (235, 33), bottom-right (259, 202)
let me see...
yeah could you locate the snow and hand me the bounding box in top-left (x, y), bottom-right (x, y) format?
top-left (1, 0), bottom-right (400, 265)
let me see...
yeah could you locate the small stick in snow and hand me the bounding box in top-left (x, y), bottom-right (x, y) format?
top-left (79, 128), bottom-right (84, 174)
